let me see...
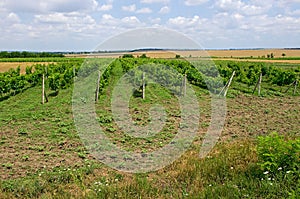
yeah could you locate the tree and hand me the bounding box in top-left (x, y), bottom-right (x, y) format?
top-left (140, 54), bottom-right (148, 58)
top-left (122, 54), bottom-right (134, 58)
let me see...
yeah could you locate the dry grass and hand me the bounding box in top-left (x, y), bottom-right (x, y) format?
top-left (133, 51), bottom-right (178, 58)
top-left (64, 49), bottom-right (300, 62)
top-left (0, 63), bottom-right (32, 74)
top-left (212, 58), bottom-right (300, 64)
top-left (174, 49), bottom-right (300, 58)
top-left (0, 62), bottom-right (52, 74)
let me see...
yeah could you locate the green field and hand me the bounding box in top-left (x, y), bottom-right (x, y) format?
top-left (0, 57), bottom-right (299, 198)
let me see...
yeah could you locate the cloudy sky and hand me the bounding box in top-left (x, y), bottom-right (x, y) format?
top-left (0, 0), bottom-right (300, 51)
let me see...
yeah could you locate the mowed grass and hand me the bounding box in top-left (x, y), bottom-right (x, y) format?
top-left (0, 68), bottom-right (299, 198)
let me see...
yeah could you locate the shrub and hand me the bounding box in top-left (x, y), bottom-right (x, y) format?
top-left (257, 132), bottom-right (300, 176)
top-left (122, 54), bottom-right (134, 58)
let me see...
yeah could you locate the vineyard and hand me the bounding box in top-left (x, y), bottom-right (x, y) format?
top-left (0, 56), bottom-right (299, 198)
top-left (1, 56), bottom-right (299, 101)
top-left (0, 59), bottom-right (83, 100)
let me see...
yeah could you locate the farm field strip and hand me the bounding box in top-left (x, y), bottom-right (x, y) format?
top-left (212, 58), bottom-right (300, 64)
top-left (2, 49), bottom-right (300, 73)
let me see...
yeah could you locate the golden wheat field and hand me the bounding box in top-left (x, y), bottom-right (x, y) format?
top-left (0, 62), bottom-right (53, 74)
top-left (176, 49), bottom-right (300, 58)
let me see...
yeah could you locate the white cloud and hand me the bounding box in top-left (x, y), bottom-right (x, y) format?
top-left (276, 0), bottom-right (300, 8)
top-left (216, 0), bottom-right (243, 10)
top-left (3, 0), bottom-right (99, 13)
top-left (141, 0), bottom-right (170, 4)
top-left (168, 15), bottom-right (203, 27)
top-left (6, 12), bottom-right (20, 23)
top-left (1, 0), bottom-right (300, 51)
top-left (121, 16), bottom-right (141, 24)
top-left (100, 14), bottom-right (118, 26)
top-left (184, 0), bottom-right (209, 6)
top-left (159, 6), bottom-right (170, 14)
top-left (98, 4), bottom-right (113, 11)
top-left (35, 12), bottom-right (95, 25)
top-left (214, 0), bottom-right (271, 16)
top-left (122, 4), bottom-right (136, 12)
top-left (212, 12), bottom-right (244, 29)
top-left (149, 17), bottom-right (161, 24)
top-left (99, 14), bottom-right (145, 29)
top-left (136, 7), bottom-right (153, 14)
top-left (123, 5), bottom-right (152, 14)
top-left (31, 12), bottom-right (97, 38)
top-left (288, 9), bottom-right (300, 15)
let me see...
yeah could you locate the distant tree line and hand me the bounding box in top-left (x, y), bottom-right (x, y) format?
top-left (0, 51), bottom-right (64, 58)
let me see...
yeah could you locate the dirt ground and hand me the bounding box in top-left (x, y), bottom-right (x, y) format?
top-left (1, 93), bottom-right (299, 179)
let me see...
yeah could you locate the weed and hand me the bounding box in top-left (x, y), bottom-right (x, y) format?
top-left (2, 163), bottom-right (13, 169)
top-left (257, 132), bottom-right (300, 176)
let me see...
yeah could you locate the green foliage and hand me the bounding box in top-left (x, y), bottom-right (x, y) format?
top-left (122, 54), bottom-right (134, 58)
top-left (0, 59), bottom-right (82, 99)
top-left (25, 66), bottom-right (32, 75)
top-left (1, 58), bottom-right (299, 101)
top-left (216, 60), bottom-right (299, 92)
top-left (140, 54), bottom-right (148, 58)
top-left (48, 73), bottom-right (60, 91)
top-left (257, 132), bottom-right (300, 176)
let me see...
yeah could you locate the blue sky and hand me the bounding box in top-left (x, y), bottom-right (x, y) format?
top-left (0, 0), bottom-right (300, 51)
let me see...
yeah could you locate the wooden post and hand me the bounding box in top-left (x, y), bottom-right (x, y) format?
top-left (223, 71), bottom-right (235, 97)
top-left (285, 80), bottom-right (298, 95)
top-left (183, 74), bottom-right (187, 97)
top-left (258, 73), bottom-right (262, 96)
top-left (253, 73), bottom-right (262, 96)
top-left (219, 84), bottom-right (226, 96)
top-left (181, 74), bottom-right (187, 97)
top-left (42, 74), bottom-right (45, 104)
top-left (95, 71), bottom-right (101, 102)
top-left (142, 72), bottom-right (146, 99)
top-left (180, 76), bottom-right (183, 96)
top-left (294, 80), bottom-right (298, 95)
